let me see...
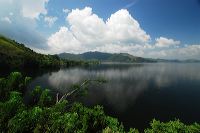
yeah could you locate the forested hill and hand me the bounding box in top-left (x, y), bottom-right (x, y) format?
top-left (59, 52), bottom-right (156, 63)
top-left (0, 35), bottom-right (61, 69)
top-left (0, 36), bottom-right (101, 69)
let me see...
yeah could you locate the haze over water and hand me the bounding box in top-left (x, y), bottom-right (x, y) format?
top-left (28, 63), bottom-right (200, 130)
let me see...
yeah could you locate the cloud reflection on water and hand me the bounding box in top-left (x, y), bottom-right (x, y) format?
top-left (30, 63), bottom-right (200, 112)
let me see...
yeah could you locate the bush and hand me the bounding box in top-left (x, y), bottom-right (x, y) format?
top-left (144, 119), bottom-right (200, 133)
top-left (0, 72), bottom-right (31, 101)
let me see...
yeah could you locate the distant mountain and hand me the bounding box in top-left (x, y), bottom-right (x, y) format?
top-left (183, 59), bottom-right (200, 63)
top-left (59, 52), bottom-right (200, 63)
top-left (156, 58), bottom-right (200, 63)
top-left (59, 53), bottom-right (82, 61)
top-left (58, 51), bottom-right (156, 63)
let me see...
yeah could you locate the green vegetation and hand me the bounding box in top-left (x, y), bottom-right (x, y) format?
top-left (0, 36), bottom-right (60, 69)
top-left (59, 51), bottom-right (156, 63)
top-left (1, 72), bottom-right (200, 133)
top-left (0, 36), bottom-right (99, 69)
top-left (144, 119), bottom-right (200, 133)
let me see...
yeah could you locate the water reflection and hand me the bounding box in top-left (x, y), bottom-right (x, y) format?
top-left (29, 63), bottom-right (200, 130)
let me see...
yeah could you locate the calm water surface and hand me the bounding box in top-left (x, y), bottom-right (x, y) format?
top-left (28, 63), bottom-right (200, 130)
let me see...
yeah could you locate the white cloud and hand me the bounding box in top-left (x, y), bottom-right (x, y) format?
top-left (48, 27), bottom-right (84, 53)
top-left (146, 44), bottom-right (200, 59)
top-left (67, 7), bottom-right (107, 46)
top-left (21, 0), bottom-right (49, 19)
top-left (44, 16), bottom-right (57, 27)
top-left (1, 17), bottom-right (12, 24)
top-left (48, 7), bottom-right (151, 54)
top-left (106, 9), bottom-right (150, 44)
top-left (155, 37), bottom-right (180, 48)
top-left (63, 8), bottom-right (70, 14)
top-left (49, 7), bottom-right (200, 60)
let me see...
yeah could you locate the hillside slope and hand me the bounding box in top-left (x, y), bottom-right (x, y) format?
top-left (0, 35), bottom-right (60, 69)
top-left (59, 51), bottom-right (156, 63)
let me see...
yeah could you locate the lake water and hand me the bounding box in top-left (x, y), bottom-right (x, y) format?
top-left (27, 63), bottom-right (200, 130)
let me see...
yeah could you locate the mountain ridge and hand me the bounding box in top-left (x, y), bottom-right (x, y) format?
top-left (59, 51), bottom-right (200, 63)
top-left (58, 51), bottom-right (156, 63)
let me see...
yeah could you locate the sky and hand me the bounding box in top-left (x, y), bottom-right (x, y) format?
top-left (0, 0), bottom-right (200, 59)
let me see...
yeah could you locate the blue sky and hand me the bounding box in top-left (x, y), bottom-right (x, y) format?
top-left (0, 0), bottom-right (200, 59)
top-left (45, 0), bottom-right (200, 44)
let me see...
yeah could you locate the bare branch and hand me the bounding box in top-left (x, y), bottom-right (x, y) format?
top-left (57, 78), bottom-right (106, 103)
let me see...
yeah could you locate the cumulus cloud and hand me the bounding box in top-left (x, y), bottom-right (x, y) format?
top-left (48, 7), bottom-right (151, 54)
top-left (106, 9), bottom-right (150, 43)
top-left (67, 7), bottom-right (107, 46)
top-left (48, 7), bottom-right (200, 60)
top-left (44, 16), bottom-right (58, 27)
top-left (155, 37), bottom-right (180, 48)
top-left (48, 27), bottom-right (84, 53)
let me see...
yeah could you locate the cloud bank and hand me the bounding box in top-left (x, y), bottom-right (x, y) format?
top-left (48, 7), bottom-right (200, 59)
top-left (48, 7), bottom-right (150, 53)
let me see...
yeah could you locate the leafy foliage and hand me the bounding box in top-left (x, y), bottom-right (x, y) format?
top-left (0, 91), bottom-right (25, 131)
top-left (144, 119), bottom-right (200, 133)
top-left (0, 72), bottom-right (31, 101)
top-left (0, 72), bottom-right (200, 133)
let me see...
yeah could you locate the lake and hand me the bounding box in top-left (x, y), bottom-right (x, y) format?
top-left (27, 63), bottom-right (200, 130)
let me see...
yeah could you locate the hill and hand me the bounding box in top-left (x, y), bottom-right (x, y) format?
top-left (59, 51), bottom-right (156, 63)
top-left (0, 35), bottom-right (62, 69)
top-left (0, 36), bottom-right (85, 69)
top-left (0, 36), bottom-right (101, 69)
